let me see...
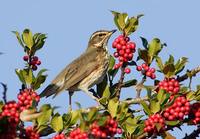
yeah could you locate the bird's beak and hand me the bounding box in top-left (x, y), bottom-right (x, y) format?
top-left (110, 29), bottom-right (117, 35)
top-left (106, 29), bottom-right (117, 38)
top-left (100, 29), bottom-right (117, 45)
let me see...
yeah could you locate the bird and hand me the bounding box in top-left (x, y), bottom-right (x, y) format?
top-left (40, 29), bottom-right (116, 110)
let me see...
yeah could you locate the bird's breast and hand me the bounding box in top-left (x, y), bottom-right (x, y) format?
top-left (78, 49), bottom-right (109, 89)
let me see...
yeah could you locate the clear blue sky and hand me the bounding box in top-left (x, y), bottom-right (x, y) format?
top-left (0, 0), bottom-right (200, 138)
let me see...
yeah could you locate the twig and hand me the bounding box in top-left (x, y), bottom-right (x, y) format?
top-left (177, 66), bottom-right (200, 82)
top-left (80, 96), bottom-right (149, 114)
top-left (116, 66), bottom-right (126, 99)
top-left (182, 125), bottom-right (200, 139)
top-left (0, 82), bottom-right (7, 103)
top-left (123, 97), bottom-right (148, 105)
top-left (135, 77), bottom-right (146, 98)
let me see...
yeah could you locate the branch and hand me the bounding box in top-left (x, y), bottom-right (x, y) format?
top-left (177, 66), bottom-right (200, 82)
top-left (183, 125), bottom-right (200, 139)
top-left (116, 66), bottom-right (126, 99)
top-left (0, 82), bottom-right (7, 103)
top-left (135, 77), bottom-right (146, 98)
top-left (80, 97), bottom-right (149, 113)
top-left (123, 97), bottom-right (148, 105)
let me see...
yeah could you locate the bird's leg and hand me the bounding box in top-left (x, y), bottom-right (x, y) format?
top-left (68, 91), bottom-right (74, 111)
top-left (81, 88), bottom-right (99, 102)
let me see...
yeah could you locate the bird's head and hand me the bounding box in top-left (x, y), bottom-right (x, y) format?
top-left (88, 30), bottom-right (116, 49)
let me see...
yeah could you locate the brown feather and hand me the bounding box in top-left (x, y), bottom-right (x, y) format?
top-left (40, 47), bottom-right (99, 97)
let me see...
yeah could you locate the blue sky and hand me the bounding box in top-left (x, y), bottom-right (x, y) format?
top-left (0, 0), bottom-right (200, 138)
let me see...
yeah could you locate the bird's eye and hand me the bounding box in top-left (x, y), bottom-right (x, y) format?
top-left (99, 34), bottom-right (105, 37)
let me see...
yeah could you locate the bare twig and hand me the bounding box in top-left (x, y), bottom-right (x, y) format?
top-left (177, 66), bottom-right (200, 82)
top-left (123, 96), bottom-right (148, 105)
top-left (116, 66), bottom-right (126, 99)
top-left (0, 82), bottom-right (7, 103)
top-left (135, 77), bottom-right (146, 98)
top-left (182, 125), bottom-right (200, 139)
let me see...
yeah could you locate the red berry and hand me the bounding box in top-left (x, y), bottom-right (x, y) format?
top-left (32, 65), bottom-right (38, 71)
top-left (113, 52), bottom-right (119, 58)
top-left (124, 68), bottom-right (131, 74)
top-left (36, 60), bottom-right (41, 65)
top-left (32, 56), bottom-right (38, 61)
top-left (142, 63), bottom-right (147, 69)
top-left (144, 114), bottom-right (165, 134)
top-left (136, 66), bottom-right (142, 71)
top-left (150, 74), bottom-right (156, 79)
top-left (119, 50), bottom-right (125, 55)
top-left (149, 68), bottom-right (156, 73)
top-left (146, 71), bottom-right (152, 77)
top-left (113, 64), bottom-right (120, 69)
top-left (23, 55), bottom-right (29, 61)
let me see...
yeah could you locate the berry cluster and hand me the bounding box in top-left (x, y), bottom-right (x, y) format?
top-left (112, 35), bottom-right (136, 74)
top-left (67, 128), bottom-right (88, 139)
top-left (158, 78), bottom-right (180, 95)
top-left (23, 55), bottom-right (41, 71)
top-left (52, 133), bottom-right (66, 139)
top-left (17, 89), bottom-right (40, 111)
top-left (0, 101), bottom-right (19, 139)
top-left (90, 118), bottom-right (122, 138)
top-left (144, 114), bottom-right (165, 134)
top-left (190, 103), bottom-right (200, 124)
top-left (0, 119), bottom-right (17, 139)
top-left (23, 126), bottom-right (40, 139)
top-left (163, 96), bottom-right (190, 121)
top-left (0, 101), bottom-right (19, 123)
top-left (136, 63), bottom-right (156, 79)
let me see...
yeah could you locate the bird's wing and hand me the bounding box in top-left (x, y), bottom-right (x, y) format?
top-left (40, 48), bottom-right (99, 97)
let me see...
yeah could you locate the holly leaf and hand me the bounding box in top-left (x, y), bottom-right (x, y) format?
top-left (33, 33), bottom-right (47, 51)
top-left (69, 110), bottom-right (79, 126)
top-left (156, 56), bottom-right (164, 71)
top-left (111, 11), bottom-right (128, 31)
top-left (22, 29), bottom-right (34, 50)
top-left (150, 100), bottom-right (160, 114)
top-left (186, 91), bottom-right (196, 101)
top-left (38, 126), bottom-right (54, 137)
top-left (122, 79), bottom-right (137, 88)
top-left (123, 117), bottom-right (138, 134)
top-left (97, 76), bottom-right (109, 98)
top-left (165, 120), bottom-right (180, 126)
top-left (87, 108), bottom-right (98, 122)
top-left (15, 69), bottom-right (26, 84)
top-left (140, 101), bottom-right (151, 116)
top-left (97, 116), bottom-right (107, 126)
top-left (140, 37), bottom-right (148, 49)
top-left (12, 31), bottom-right (24, 48)
top-left (157, 89), bottom-right (165, 103)
top-left (124, 16), bottom-right (139, 36)
top-left (165, 55), bottom-right (174, 65)
top-left (37, 104), bottom-right (52, 127)
top-left (62, 113), bottom-right (72, 128)
top-left (138, 49), bottom-right (151, 64)
top-left (108, 98), bottom-right (119, 118)
top-left (108, 55), bottom-right (115, 72)
top-left (148, 38), bottom-right (162, 62)
top-left (163, 63), bottom-right (176, 78)
top-left (51, 113), bottom-right (63, 132)
top-left (175, 57), bottom-right (188, 75)
top-left (15, 69), bottom-right (33, 85)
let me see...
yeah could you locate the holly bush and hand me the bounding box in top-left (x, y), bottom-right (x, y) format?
top-left (0, 11), bottom-right (200, 139)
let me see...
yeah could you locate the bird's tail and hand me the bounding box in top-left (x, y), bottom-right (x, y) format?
top-left (39, 84), bottom-right (59, 98)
